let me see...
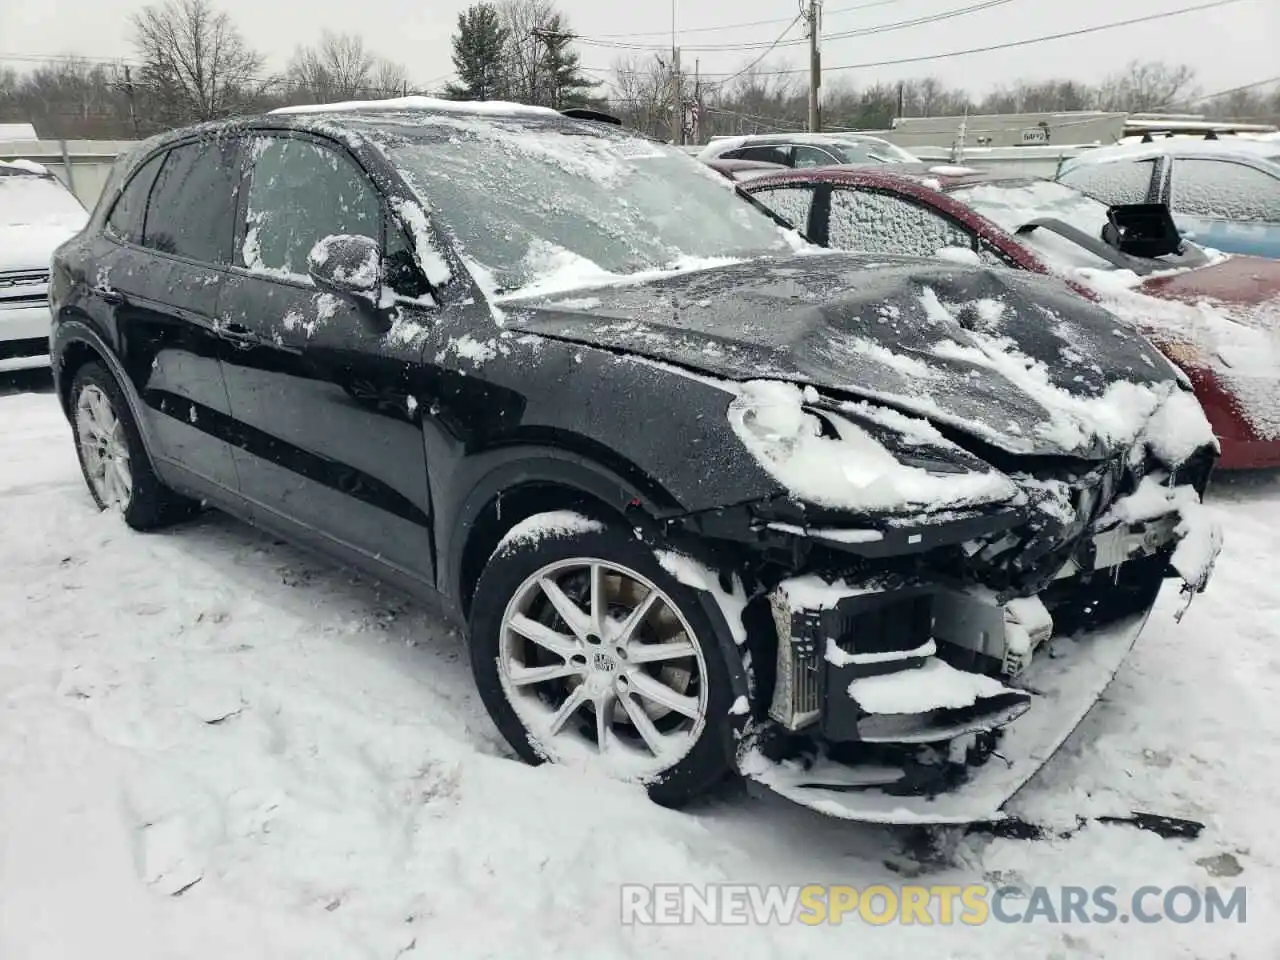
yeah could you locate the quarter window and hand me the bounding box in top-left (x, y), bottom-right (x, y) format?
top-left (242, 136), bottom-right (381, 277)
top-left (106, 152), bottom-right (165, 245)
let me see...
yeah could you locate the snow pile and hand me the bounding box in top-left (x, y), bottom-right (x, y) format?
top-left (1081, 274), bottom-right (1280, 442)
top-left (727, 380), bottom-right (1017, 513)
top-left (1103, 474), bottom-right (1222, 590)
top-left (270, 96), bottom-right (559, 117)
top-left (775, 575), bottom-right (878, 611)
top-left (492, 510), bottom-right (602, 557)
top-left (825, 637), bottom-right (936, 667)
top-left (308, 235), bottom-right (378, 287)
top-left (655, 550), bottom-right (749, 646)
top-left (0, 157), bottom-right (49, 174)
top-left (920, 287), bottom-right (1214, 460)
top-left (848, 657), bottom-right (1015, 714)
top-left (388, 197), bottom-right (451, 289)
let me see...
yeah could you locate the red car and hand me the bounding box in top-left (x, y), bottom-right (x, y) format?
top-left (722, 162), bottom-right (1280, 470)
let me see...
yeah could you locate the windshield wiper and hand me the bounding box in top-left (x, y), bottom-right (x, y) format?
top-left (1014, 218), bottom-right (1159, 275)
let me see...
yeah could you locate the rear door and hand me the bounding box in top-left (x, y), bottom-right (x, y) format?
top-left (91, 137), bottom-right (242, 495)
top-left (214, 131), bottom-right (435, 581)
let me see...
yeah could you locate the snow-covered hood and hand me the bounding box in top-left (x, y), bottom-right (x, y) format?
top-left (0, 175), bottom-right (88, 273)
top-left (0, 221), bottom-right (84, 273)
top-left (505, 253), bottom-right (1185, 460)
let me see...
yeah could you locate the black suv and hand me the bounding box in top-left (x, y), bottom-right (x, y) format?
top-left (48, 100), bottom-right (1220, 823)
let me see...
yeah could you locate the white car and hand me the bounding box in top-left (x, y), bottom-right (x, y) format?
top-left (697, 132), bottom-right (919, 168)
top-left (1, 159), bottom-right (88, 371)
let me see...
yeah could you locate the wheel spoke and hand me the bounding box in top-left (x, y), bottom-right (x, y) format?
top-left (626, 638), bottom-right (696, 664)
top-left (507, 613), bottom-right (579, 659)
top-left (627, 671), bottom-right (701, 720)
top-left (620, 692), bottom-right (667, 756)
top-left (588, 563), bottom-right (608, 640)
top-left (594, 692), bottom-right (613, 752)
top-left (547, 685), bottom-right (589, 736)
top-left (612, 589), bottom-right (660, 645)
top-left (507, 661), bottom-right (583, 687)
top-left (538, 576), bottom-right (592, 641)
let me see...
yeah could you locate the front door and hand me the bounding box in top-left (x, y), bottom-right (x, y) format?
top-left (93, 136), bottom-right (243, 496)
top-left (215, 132), bottom-right (436, 581)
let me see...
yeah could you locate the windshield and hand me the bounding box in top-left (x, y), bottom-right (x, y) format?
top-left (385, 118), bottom-right (793, 295)
top-left (949, 179), bottom-right (1120, 270)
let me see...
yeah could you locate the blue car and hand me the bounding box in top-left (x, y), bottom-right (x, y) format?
top-left (1057, 137), bottom-right (1280, 260)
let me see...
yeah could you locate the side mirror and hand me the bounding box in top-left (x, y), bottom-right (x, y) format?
top-left (307, 234), bottom-right (390, 333)
top-left (1100, 203), bottom-right (1182, 259)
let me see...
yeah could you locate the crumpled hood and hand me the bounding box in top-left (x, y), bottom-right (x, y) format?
top-left (503, 252), bottom-right (1184, 459)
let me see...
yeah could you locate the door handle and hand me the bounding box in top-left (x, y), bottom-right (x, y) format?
top-left (92, 285), bottom-right (124, 305)
top-left (215, 320), bottom-right (262, 349)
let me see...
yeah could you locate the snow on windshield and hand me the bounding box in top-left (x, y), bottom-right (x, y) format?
top-left (384, 118), bottom-right (792, 295)
top-left (950, 180), bottom-right (1115, 270)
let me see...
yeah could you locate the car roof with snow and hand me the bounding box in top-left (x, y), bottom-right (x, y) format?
top-left (1060, 136), bottom-right (1280, 170)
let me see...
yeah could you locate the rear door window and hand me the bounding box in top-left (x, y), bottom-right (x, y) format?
top-left (1171, 158), bottom-right (1280, 222)
top-left (241, 135), bottom-right (382, 279)
top-left (827, 187), bottom-right (974, 257)
top-left (739, 145), bottom-right (793, 166)
top-left (142, 138), bottom-right (240, 263)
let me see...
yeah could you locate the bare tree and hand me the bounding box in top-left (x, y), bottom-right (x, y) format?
top-left (131, 0), bottom-right (265, 125)
top-left (286, 31), bottom-right (407, 101)
top-left (1095, 60), bottom-right (1199, 113)
top-left (497, 0), bottom-right (555, 104)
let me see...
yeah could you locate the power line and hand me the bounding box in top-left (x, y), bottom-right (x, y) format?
top-left (702, 16), bottom-right (806, 90)
top-left (579, 0), bottom-right (1020, 53)
top-left (583, 0), bottom-right (907, 40)
top-left (606, 0), bottom-right (1256, 79)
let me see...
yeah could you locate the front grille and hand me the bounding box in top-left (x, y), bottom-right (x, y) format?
top-left (0, 270), bottom-right (50, 306)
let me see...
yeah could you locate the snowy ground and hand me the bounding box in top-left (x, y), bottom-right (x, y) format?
top-left (2, 379), bottom-right (1278, 959)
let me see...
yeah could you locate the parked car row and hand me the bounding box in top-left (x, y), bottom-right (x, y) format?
top-left (36, 98), bottom-right (1228, 826)
top-left (705, 150), bottom-right (1280, 470)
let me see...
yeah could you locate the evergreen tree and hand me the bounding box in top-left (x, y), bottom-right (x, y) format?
top-left (536, 13), bottom-right (595, 109)
top-left (445, 3), bottom-right (508, 101)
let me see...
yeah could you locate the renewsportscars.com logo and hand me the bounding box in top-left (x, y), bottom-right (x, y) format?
top-left (620, 883), bottom-right (1248, 926)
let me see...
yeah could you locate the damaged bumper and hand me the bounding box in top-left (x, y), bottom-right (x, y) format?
top-left (738, 476), bottom-right (1222, 825)
top-left (742, 608), bottom-right (1149, 824)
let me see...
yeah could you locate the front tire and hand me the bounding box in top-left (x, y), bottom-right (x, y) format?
top-left (468, 512), bottom-right (742, 807)
top-left (70, 361), bottom-right (198, 530)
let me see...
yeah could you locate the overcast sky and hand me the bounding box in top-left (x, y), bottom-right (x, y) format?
top-left (2, 0), bottom-right (1275, 101)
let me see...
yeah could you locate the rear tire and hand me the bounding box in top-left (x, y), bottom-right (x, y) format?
top-left (70, 361), bottom-right (198, 530)
top-left (468, 511), bottom-right (743, 807)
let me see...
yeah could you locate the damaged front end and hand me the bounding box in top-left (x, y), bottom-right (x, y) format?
top-left (671, 418), bottom-right (1221, 824)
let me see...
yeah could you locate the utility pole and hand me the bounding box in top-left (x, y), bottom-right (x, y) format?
top-left (670, 0), bottom-right (683, 144)
top-left (122, 64), bottom-right (140, 138)
top-left (693, 58), bottom-right (701, 145)
top-left (806, 0), bottom-right (822, 132)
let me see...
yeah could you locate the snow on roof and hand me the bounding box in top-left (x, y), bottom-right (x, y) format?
top-left (270, 96), bottom-right (561, 118)
top-left (0, 158), bottom-right (49, 175)
top-left (0, 122), bottom-right (38, 139)
top-left (1063, 136), bottom-right (1280, 169)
